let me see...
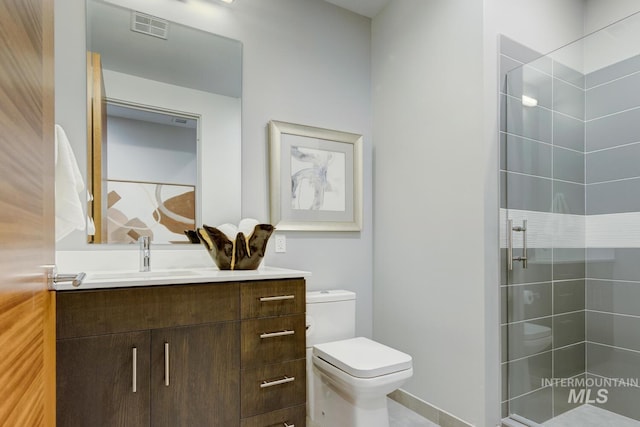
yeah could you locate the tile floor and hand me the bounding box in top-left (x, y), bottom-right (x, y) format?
top-left (388, 398), bottom-right (440, 427)
top-left (543, 404), bottom-right (640, 427)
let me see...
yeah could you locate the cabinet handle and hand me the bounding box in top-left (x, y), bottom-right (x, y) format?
top-left (132, 347), bottom-right (137, 393)
top-left (260, 375), bottom-right (295, 388)
top-left (260, 330), bottom-right (295, 339)
top-left (260, 295), bottom-right (295, 302)
top-left (164, 342), bottom-right (170, 387)
top-left (284, 423), bottom-right (295, 427)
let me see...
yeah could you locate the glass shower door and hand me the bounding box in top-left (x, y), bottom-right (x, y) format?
top-left (500, 37), bottom-right (587, 424)
top-left (501, 12), bottom-right (640, 425)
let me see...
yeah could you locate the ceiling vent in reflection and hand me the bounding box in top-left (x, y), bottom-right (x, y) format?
top-left (131, 11), bottom-right (169, 40)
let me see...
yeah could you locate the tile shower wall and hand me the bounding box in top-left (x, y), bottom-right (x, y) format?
top-left (499, 35), bottom-right (586, 423)
top-left (585, 56), bottom-right (640, 421)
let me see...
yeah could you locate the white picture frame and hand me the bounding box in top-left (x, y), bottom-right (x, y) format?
top-left (268, 120), bottom-right (363, 231)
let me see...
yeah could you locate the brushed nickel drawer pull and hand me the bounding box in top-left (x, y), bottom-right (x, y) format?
top-left (164, 342), bottom-right (170, 387)
top-left (132, 347), bottom-right (137, 393)
top-left (260, 375), bottom-right (295, 388)
top-left (260, 295), bottom-right (295, 302)
top-left (260, 330), bottom-right (295, 339)
top-left (284, 423), bottom-right (294, 427)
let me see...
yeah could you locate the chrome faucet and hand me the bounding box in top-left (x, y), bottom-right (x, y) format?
top-left (139, 236), bottom-right (151, 272)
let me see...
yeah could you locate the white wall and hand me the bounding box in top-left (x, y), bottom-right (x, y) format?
top-left (55, 0), bottom-right (374, 336)
top-left (107, 116), bottom-right (197, 185)
top-left (372, 0), bottom-right (586, 425)
top-left (372, 1), bottom-right (487, 424)
top-left (228, 1), bottom-right (373, 338)
top-left (583, 1), bottom-right (640, 73)
top-left (585, 0), bottom-right (640, 33)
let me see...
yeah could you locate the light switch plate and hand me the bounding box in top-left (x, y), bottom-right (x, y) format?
top-left (275, 235), bottom-right (286, 253)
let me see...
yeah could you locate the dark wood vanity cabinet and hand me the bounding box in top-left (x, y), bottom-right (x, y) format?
top-left (240, 279), bottom-right (307, 426)
top-left (56, 278), bottom-right (306, 427)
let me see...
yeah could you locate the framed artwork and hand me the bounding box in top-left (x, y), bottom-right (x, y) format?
top-left (268, 120), bottom-right (363, 231)
top-left (106, 180), bottom-right (195, 243)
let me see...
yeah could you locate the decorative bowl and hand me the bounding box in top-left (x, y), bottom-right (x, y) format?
top-left (194, 223), bottom-right (275, 270)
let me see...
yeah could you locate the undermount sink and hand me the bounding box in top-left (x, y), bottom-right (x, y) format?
top-left (86, 270), bottom-right (202, 281)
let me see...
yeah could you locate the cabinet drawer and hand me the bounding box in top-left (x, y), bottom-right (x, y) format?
top-left (57, 282), bottom-right (239, 339)
top-left (241, 279), bottom-right (305, 319)
top-left (241, 359), bottom-right (306, 418)
top-left (242, 314), bottom-right (305, 367)
top-left (241, 404), bottom-right (306, 427)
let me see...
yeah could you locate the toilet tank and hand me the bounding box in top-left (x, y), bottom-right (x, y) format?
top-left (306, 290), bottom-right (356, 348)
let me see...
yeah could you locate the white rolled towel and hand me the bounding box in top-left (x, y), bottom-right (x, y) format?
top-left (55, 124), bottom-right (86, 241)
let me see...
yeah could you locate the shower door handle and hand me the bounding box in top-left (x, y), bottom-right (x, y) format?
top-left (508, 219), bottom-right (528, 270)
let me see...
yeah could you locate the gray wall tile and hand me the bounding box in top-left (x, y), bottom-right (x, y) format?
top-left (554, 343), bottom-right (585, 379)
top-left (553, 180), bottom-right (585, 215)
top-left (587, 279), bottom-right (640, 316)
top-left (505, 172), bottom-right (552, 212)
top-left (586, 53), bottom-right (640, 89)
top-left (587, 342), bottom-right (640, 380)
top-left (508, 352), bottom-right (552, 398)
top-left (504, 318), bottom-right (553, 361)
top-left (501, 95), bottom-right (553, 144)
top-left (587, 142), bottom-right (640, 184)
top-left (554, 79), bottom-right (585, 120)
top-left (507, 248), bottom-right (553, 285)
top-left (506, 283), bottom-right (552, 322)
top-left (553, 248), bottom-right (585, 281)
top-left (587, 311), bottom-right (640, 352)
top-left (586, 72), bottom-right (640, 120)
top-left (501, 133), bottom-right (552, 177)
top-left (500, 35), bottom-right (550, 73)
top-left (586, 107), bottom-right (640, 152)
top-left (554, 61), bottom-right (585, 89)
top-left (554, 280), bottom-right (585, 314)
top-left (506, 64), bottom-right (553, 109)
top-left (554, 147), bottom-right (584, 183)
top-left (553, 311), bottom-right (585, 347)
top-left (502, 325), bottom-right (508, 362)
top-left (500, 171), bottom-right (507, 209)
top-left (587, 178), bottom-right (640, 214)
top-left (587, 248), bottom-right (640, 281)
top-left (508, 386), bottom-right (553, 424)
top-left (554, 113), bottom-right (584, 152)
top-left (500, 55), bottom-right (523, 94)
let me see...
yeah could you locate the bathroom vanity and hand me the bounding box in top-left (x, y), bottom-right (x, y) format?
top-left (55, 270), bottom-right (308, 427)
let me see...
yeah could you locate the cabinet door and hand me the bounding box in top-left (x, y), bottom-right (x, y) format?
top-left (57, 331), bottom-right (151, 427)
top-left (151, 322), bottom-right (240, 427)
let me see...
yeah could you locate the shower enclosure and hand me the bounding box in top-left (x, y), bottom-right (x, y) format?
top-left (500, 12), bottom-right (640, 426)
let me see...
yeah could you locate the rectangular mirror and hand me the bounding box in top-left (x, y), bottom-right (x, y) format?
top-left (84, 0), bottom-right (242, 244)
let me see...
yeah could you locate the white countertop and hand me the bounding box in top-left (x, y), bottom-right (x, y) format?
top-left (55, 266), bottom-right (311, 291)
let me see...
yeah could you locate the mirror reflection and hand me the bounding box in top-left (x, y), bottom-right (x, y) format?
top-left (85, 0), bottom-right (242, 244)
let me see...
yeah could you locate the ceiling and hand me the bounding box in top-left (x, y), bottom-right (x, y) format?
top-left (323, 0), bottom-right (390, 18)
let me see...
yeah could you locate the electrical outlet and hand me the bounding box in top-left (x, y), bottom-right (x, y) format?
top-left (275, 235), bottom-right (286, 253)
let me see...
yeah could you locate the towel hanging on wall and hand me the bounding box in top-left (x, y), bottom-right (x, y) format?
top-left (55, 124), bottom-right (86, 241)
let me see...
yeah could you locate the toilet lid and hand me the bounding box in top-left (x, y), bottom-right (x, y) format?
top-left (313, 337), bottom-right (412, 378)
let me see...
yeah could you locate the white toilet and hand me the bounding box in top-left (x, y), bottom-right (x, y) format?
top-left (306, 290), bottom-right (413, 427)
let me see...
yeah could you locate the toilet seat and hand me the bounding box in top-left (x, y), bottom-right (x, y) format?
top-left (313, 337), bottom-right (412, 378)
